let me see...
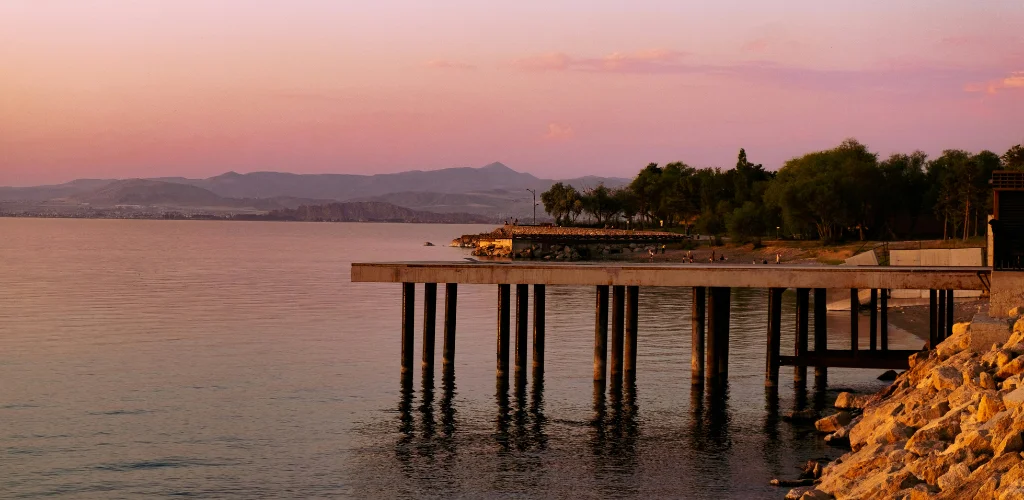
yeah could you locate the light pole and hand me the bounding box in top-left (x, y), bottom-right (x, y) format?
top-left (776, 226), bottom-right (780, 240)
top-left (526, 188), bottom-right (537, 225)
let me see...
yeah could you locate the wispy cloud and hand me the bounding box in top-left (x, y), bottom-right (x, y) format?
top-left (512, 48), bottom-right (1010, 95)
top-left (544, 123), bottom-right (574, 140)
top-left (424, 59), bottom-right (476, 70)
top-left (513, 49), bottom-right (689, 74)
top-left (964, 71), bottom-right (1024, 94)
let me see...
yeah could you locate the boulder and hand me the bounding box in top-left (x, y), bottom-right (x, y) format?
top-left (942, 429), bottom-right (992, 460)
top-left (999, 357), bottom-right (1024, 379)
top-left (931, 365), bottom-right (964, 391)
top-left (982, 371), bottom-right (999, 390)
top-left (905, 452), bottom-right (951, 485)
top-left (798, 490), bottom-right (833, 500)
top-left (978, 394), bottom-right (1006, 423)
top-left (878, 369), bottom-right (900, 381)
top-left (994, 432), bottom-right (1023, 456)
top-left (998, 488), bottom-right (1024, 500)
top-left (835, 392), bottom-right (872, 410)
top-left (1005, 388), bottom-right (1024, 410)
top-left (785, 487), bottom-right (814, 500)
top-left (936, 462), bottom-right (970, 492)
top-left (815, 412), bottom-right (853, 433)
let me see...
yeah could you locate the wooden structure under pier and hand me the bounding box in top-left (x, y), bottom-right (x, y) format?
top-left (353, 262), bottom-right (990, 390)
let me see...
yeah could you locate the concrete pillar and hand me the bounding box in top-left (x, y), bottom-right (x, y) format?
top-left (624, 286), bottom-right (639, 383)
top-left (937, 289), bottom-right (947, 343)
top-left (813, 288), bottom-right (827, 386)
top-left (611, 285), bottom-right (625, 388)
top-left (497, 284), bottom-right (511, 381)
top-left (850, 288), bottom-right (859, 356)
top-left (880, 289), bottom-right (888, 351)
top-left (442, 283), bottom-right (457, 375)
top-left (929, 289), bottom-right (938, 348)
top-left (422, 283), bottom-right (437, 378)
top-left (795, 288), bottom-right (809, 386)
top-left (533, 284), bottom-right (546, 378)
top-left (869, 289), bottom-right (878, 351)
top-left (708, 287), bottom-right (731, 381)
top-left (765, 288), bottom-right (783, 387)
top-left (946, 289), bottom-right (954, 340)
top-left (515, 284), bottom-right (529, 385)
top-left (402, 282), bottom-right (415, 383)
top-left (691, 287), bottom-right (706, 385)
top-left (594, 286), bottom-right (609, 384)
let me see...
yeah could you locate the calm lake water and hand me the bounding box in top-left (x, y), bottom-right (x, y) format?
top-left (0, 219), bottom-right (923, 498)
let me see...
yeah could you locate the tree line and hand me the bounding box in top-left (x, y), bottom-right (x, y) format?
top-left (541, 140), bottom-right (1024, 243)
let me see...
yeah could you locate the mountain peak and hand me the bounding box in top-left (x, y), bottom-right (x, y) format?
top-left (479, 162), bottom-right (512, 172)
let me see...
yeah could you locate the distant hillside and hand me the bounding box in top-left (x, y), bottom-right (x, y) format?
top-left (350, 189), bottom-right (545, 220)
top-left (0, 162), bottom-right (629, 218)
top-left (254, 202), bottom-right (492, 223)
top-left (0, 179), bottom-right (114, 201)
top-left (69, 179), bottom-right (231, 207)
top-left (156, 162), bottom-right (628, 201)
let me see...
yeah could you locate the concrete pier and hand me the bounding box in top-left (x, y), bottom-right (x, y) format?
top-left (402, 282), bottom-right (415, 383)
top-left (691, 287), bottom-right (705, 384)
top-left (624, 286), bottom-right (639, 383)
top-left (794, 288), bottom-right (809, 386)
top-left (443, 283), bottom-right (457, 375)
top-left (707, 287), bottom-right (731, 382)
top-left (766, 288), bottom-right (783, 387)
top-left (422, 282), bottom-right (437, 378)
top-left (533, 284), bottom-right (545, 378)
top-left (497, 284), bottom-right (510, 381)
top-left (594, 286), bottom-right (609, 384)
top-left (813, 288), bottom-right (828, 386)
top-left (515, 284), bottom-right (529, 385)
top-left (611, 285), bottom-right (625, 388)
top-left (357, 262), bottom-right (990, 392)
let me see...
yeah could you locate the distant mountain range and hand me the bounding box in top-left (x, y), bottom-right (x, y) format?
top-left (0, 163), bottom-right (629, 221)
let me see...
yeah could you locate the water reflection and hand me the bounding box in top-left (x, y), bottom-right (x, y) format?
top-left (590, 378), bottom-right (641, 490)
top-left (494, 376), bottom-right (549, 453)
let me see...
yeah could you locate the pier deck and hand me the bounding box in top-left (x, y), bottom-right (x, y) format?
top-left (352, 261), bottom-right (991, 392)
top-left (352, 262), bottom-right (990, 290)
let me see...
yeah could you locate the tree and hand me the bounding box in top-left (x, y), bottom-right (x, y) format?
top-left (764, 139), bottom-right (878, 242)
top-left (628, 163), bottom-right (663, 227)
top-left (877, 151), bottom-right (927, 239)
top-left (727, 201), bottom-right (766, 245)
top-left (580, 184), bottom-right (621, 225)
top-left (1003, 145), bottom-right (1024, 171)
top-left (540, 182), bottom-right (580, 225)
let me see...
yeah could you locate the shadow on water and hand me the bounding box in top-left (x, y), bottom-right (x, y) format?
top-left (589, 378), bottom-right (641, 495)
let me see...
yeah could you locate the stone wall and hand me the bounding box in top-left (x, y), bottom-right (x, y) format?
top-left (890, 248), bottom-right (985, 298)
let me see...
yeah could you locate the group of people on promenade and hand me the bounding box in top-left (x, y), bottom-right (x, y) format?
top-left (646, 249), bottom-right (785, 264)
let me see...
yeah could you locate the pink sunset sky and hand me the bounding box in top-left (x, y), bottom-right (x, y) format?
top-left (1, 0), bottom-right (1023, 186)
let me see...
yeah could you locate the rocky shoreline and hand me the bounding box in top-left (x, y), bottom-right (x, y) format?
top-left (787, 311), bottom-right (1024, 499)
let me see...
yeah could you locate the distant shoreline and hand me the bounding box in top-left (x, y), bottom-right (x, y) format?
top-left (0, 213), bottom-right (494, 224)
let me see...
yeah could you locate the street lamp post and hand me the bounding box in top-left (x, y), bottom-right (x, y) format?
top-left (526, 189), bottom-right (537, 225)
top-left (776, 226), bottom-right (780, 240)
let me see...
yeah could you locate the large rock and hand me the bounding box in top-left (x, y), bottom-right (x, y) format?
top-left (905, 406), bottom-right (964, 453)
top-left (931, 365), bottom-right (964, 391)
top-left (999, 357), bottom-right (1024, 379)
top-left (835, 392), bottom-right (872, 410)
top-left (936, 462), bottom-right (970, 492)
top-left (1005, 388), bottom-right (1024, 410)
top-left (994, 432), bottom-right (1023, 456)
top-left (978, 394), bottom-right (1006, 423)
top-left (815, 412), bottom-right (853, 433)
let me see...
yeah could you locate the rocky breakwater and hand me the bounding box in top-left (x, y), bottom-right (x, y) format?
top-left (790, 313), bottom-right (1024, 499)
